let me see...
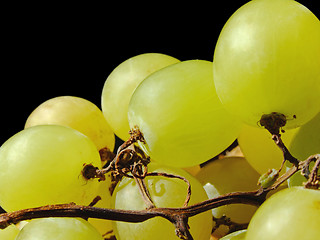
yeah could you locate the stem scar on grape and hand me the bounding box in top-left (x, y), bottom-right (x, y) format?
top-left (259, 112), bottom-right (300, 167)
top-left (259, 112), bottom-right (287, 135)
top-left (1, 124), bottom-right (319, 239)
top-left (81, 163), bottom-right (101, 181)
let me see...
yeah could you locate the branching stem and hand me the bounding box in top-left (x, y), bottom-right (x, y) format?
top-left (0, 121), bottom-right (318, 240)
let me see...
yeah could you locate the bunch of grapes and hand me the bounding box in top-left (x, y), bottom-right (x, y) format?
top-left (1, 0), bottom-right (319, 239)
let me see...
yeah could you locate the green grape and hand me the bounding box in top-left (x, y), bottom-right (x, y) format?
top-left (25, 96), bottom-right (115, 151)
top-left (101, 53), bottom-right (180, 140)
top-left (128, 60), bottom-right (242, 168)
top-left (246, 187), bottom-right (320, 240)
top-left (213, 0), bottom-right (320, 129)
top-left (219, 229), bottom-right (246, 240)
top-left (111, 163), bottom-right (212, 240)
top-left (88, 175), bottom-right (113, 236)
top-left (238, 124), bottom-right (298, 174)
top-left (0, 125), bottom-right (101, 212)
top-left (0, 224), bottom-right (20, 240)
top-left (195, 157), bottom-right (260, 225)
top-left (287, 112), bottom-right (320, 187)
top-left (15, 218), bottom-right (103, 240)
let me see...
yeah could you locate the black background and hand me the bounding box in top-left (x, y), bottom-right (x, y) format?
top-left (1, 1), bottom-right (318, 145)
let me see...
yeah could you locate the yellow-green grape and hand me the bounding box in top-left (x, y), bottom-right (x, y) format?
top-left (25, 96), bottom-right (115, 151)
top-left (0, 125), bottom-right (101, 212)
top-left (0, 225), bottom-right (20, 240)
top-left (101, 53), bottom-right (180, 140)
top-left (238, 124), bottom-right (298, 174)
top-left (195, 157), bottom-right (260, 224)
top-left (128, 60), bottom-right (242, 168)
top-left (246, 187), bottom-right (320, 240)
top-left (287, 112), bottom-right (320, 188)
top-left (16, 218), bottom-right (103, 240)
top-left (213, 0), bottom-right (320, 129)
top-left (183, 165), bottom-right (201, 176)
top-left (111, 163), bottom-right (212, 240)
top-left (88, 175), bottom-right (113, 236)
top-left (219, 229), bottom-right (246, 240)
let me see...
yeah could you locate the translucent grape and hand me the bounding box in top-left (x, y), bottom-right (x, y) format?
top-left (246, 187), bottom-right (320, 240)
top-left (213, 0), bottom-right (320, 129)
top-left (88, 174), bottom-right (113, 236)
top-left (16, 218), bottom-right (103, 240)
top-left (287, 112), bottom-right (320, 187)
top-left (25, 96), bottom-right (115, 151)
top-left (219, 229), bottom-right (246, 240)
top-left (195, 157), bottom-right (260, 226)
top-left (238, 124), bottom-right (298, 174)
top-left (101, 53), bottom-right (180, 140)
top-left (128, 60), bottom-right (242, 168)
top-left (183, 165), bottom-right (201, 176)
top-left (0, 125), bottom-right (101, 212)
top-left (0, 225), bottom-right (20, 240)
top-left (111, 163), bottom-right (212, 240)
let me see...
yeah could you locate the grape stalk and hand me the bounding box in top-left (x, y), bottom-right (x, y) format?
top-left (1, 115), bottom-right (319, 240)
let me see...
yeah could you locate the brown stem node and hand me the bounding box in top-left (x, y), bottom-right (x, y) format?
top-left (259, 112), bottom-right (287, 135)
top-left (302, 154), bottom-right (320, 189)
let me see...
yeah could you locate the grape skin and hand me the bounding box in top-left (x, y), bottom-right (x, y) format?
top-left (0, 125), bottom-right (102, 212)
top-left (15, 218), bottom-right (104, 240)
top-left (246, 187), bottom-right (320, 240)
top-left (88, 175), bottom-right (113, 236)
top-left (101, 53), bottom-right (180, 140)
top-left (25, 96), bottom-right (115, 151)
top-left (219, 229), bottom-right (246, 240)
top-left (238, 124), bottom-right (298, 174)
top-left (287, 112), bottom-right (320, 187)
top-left (128, 60), bottom-right (242, 168)
top-left (0, 225), bottom-right (20, 240)
top-left (195, 157), bottom-right (259, 238)
top-left (111, 163), bottom-right (212, 240)
top-left (213, 0), bottom-right (320, 129)
top-left (0, 1), bottom-right (318, 240)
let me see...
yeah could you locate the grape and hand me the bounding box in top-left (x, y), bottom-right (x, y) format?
top-left (213, 0), bottom-right (320, 129)
top-left (238, 124), bottom-right (298, 174)
top-left (287, 112), bottom-right (320, 187)
top-left (15, 218), bottom-right (103, 240)
top-left (88, 174), bottom-right (113, 236)
top-left (195, 157), bottom-right (260, 225)
top-left (219, 229), bottom-right (246, 240)
top-left (183, 165), bottom-right (201, 176)
top-left (128, 60), bottom-right (242, 168)
top-left (0, 125), bottom-right (101, 212)
top-left (0, 224), bottom-right (20, 240)
top-left (25, 96), bottom-right (115, 151)
top-left (101, 53), bottom-right (180, 140)
top-left (111, 163), bottom-right (212, 240)
top-left (246, 187), bottom-right (320, 240)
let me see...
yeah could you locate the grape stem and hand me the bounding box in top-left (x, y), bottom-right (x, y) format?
top-left (260, 112), bottom-right (299, 166)
top-left (0, 123), bottom-right (319, 240)
top-left (0, 164), bottom-right (312, 240)
top-left (300, 154), bottom-right (320, 189)
top-left (260, 112), bottom-right (319, 189)
top-left (0, 190), bottom-right (264, 239)
top-left (212, 215), bottom-right (249, 234)
top-left (270, 134), bottom-right (299, 167)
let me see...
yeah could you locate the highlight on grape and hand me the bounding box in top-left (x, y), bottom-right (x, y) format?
top-left (0, 0), bottom-right (319, 239)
